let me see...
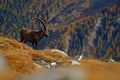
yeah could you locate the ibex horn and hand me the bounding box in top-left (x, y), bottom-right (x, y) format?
top-left (33, 18), bottom-right (47, 31)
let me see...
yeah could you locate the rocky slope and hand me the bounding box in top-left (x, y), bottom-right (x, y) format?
top-left (0, 37), bottom-right (70, 73)
top-left (0, 0), bottom-right (120, 61)
top-left (0, 37), bottom-right (120, 80)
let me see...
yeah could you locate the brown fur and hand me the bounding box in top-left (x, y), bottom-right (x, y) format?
top-left (20, 18), bottom-right (48, 49)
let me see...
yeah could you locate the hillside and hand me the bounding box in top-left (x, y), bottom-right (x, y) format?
top-left (0, 37), bottom-right (70, 73)
top-left (0, 0), bottom-right (120, 61)
top-left (80, 60), bottom-right (120, 80)
top-left (0, 37), bottom-right (120, 80)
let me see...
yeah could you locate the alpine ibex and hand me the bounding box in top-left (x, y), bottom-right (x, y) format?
top-left (20, 18), bottom-right (48, 49)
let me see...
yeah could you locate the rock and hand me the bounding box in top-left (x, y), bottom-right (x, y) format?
top-left (71, 60), bottom-right (80, 65)
top-left (105, 58), bottom-right (116, 63)
top-left (51, 49), bottom-right (68, 56)
top-left (33, 63), bottom-right (42, 69)
top-left (74, 55), bottom-right (80, 59)
top-left (0, 44), bottom-right (4, 47)
top-left (50, 62), bottom-right (57, 68)
top-left (108, 58), bottom-right (115, 63)
top-left (78, 55), bottom-right (83, 60)
top-left (74, 55), bottom-right (83, 60)
top-left (44, 64), bottom-right (51, 69)
top-left (34, 60), bottom-right (47, 65)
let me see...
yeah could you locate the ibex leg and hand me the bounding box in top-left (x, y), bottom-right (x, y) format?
top-left (35, 42), bottom-right (38, 49)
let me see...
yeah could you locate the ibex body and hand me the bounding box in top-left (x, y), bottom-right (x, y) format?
top-left (20, 18), bottom-right (48, 49)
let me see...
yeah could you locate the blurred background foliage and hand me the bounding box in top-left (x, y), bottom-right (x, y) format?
top-left (0, 0), bottom-right (120, 61)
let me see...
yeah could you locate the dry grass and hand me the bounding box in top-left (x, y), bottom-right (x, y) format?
top-left (0, 37), bottom-right (35, 73)
top-left (0, 37), bottom-right (70, 74)
top-left (79, 60), bottom-right (120, 80)
top-left (0, 37), bottom-right (120, 80)
top-left (31, 50), bottom-right (70, 62)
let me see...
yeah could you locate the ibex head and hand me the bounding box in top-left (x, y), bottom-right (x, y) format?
top-left (34, 17), bottom-right (49, 37)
